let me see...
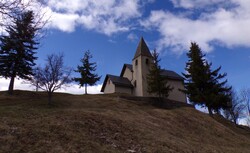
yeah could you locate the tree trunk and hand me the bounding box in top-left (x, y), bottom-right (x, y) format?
top-left (232, 113), bottom-right (237, 125)
top-left (36, 81), bottom-right (38, 92)
top-left (208, 107), bottom-right (213, 117)
top-left (48, 92), bottom-right (52, 105)
top-left (8, 75), bottom-right (15, 95)
top-left (233, 118), bottom-right (237, 125)
top-left (85, 84), bottom-right (87, 94)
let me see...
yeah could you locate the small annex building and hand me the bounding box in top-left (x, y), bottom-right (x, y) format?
top-left (101, 37), bottom-right (187, 103)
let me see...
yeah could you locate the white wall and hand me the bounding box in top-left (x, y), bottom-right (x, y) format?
top-left (168, 80), bottom-right (187, 103)
top-left (103, 79), bottom-right (115, 93)
top-left (115, 86), bottom-right (132, 95)
top-left (122, 67), bottom-right (133, 81)
top-left (132, 56), bottom-right (153, 97)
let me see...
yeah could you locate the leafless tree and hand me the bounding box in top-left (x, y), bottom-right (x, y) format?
top-left (0, 0), bottom-right (23, 23)
top-left (239, 88), bottom-right (250, 126)
top-left (0, 0), bottom-right (48, 35)
top-left (0, 1), bottom-right (35, 25)
top-left (224, 89), bottom-right (246, 125)
top-left (30, 53), bottom-right (72, 105)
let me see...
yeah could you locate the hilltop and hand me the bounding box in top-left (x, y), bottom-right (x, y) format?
top-left (0, 91), bottom-right (249, 153)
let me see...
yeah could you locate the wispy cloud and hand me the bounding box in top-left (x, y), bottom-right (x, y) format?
top-left (43, 0), bottom-right (153, 35)
top-left (142, 0), bottom-right (250, 54)
top-left (127, 33), bottom-right (138, 42)
top-left (170, 0), bottom-right (230, 9)
top-left (38, 0), bottom-right (250, 54)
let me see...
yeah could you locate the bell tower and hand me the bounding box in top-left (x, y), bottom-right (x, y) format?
top-left (132, 37), bottom-right (153, 96)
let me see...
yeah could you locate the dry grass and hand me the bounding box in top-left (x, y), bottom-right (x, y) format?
top-left (0, 90), bottom-right (249, 153)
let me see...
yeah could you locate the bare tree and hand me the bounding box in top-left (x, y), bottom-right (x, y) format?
top-left (0, 0), bottom-right (24, 24)
top-left (241, 88), bottom-right (250, 112)
top-left (240, 88), bottom-right (250, 126)
top-left (0, 0), bottom-right (49, 43)
top-left (224, 89), bottom-right (246, 125)
top-left (30, 53), bottom-right (72, 104)
top-left (246, 118), bottom-right (250, 127)
top-left (0, 0), bottom-right (45, 26)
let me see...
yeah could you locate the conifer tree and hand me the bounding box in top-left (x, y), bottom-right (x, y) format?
top-left (0, 10), bottom-right (39, 95)
top-left (147, 50), bottom-right (172, 98)
top-left (74, 50), bottom-right (101, 94)
top-left (182, 42), bottom-right (208, 104)
top-left (183, 42), bottom-right (231, 116)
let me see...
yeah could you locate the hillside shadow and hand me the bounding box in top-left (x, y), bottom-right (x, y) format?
top-left (212, 114), bottom-right (250, 136)
top-left (119, 95), bottom-right (193, 110)
top-left (0, 90), bottom-right (72, 109)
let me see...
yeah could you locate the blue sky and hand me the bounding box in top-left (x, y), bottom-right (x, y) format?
top-left (1, 0), bottom-right (250, 94)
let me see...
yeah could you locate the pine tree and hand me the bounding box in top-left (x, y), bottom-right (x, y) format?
top-left (74, 50), bottom-right (101, 94)
top-left (0, 10), bottom-right (39, 95)
top-left (182, 42), bottom-right (208, 104)
top-left (205, 62), bottom-right (231, 115)
top-left (147, 50), bottom-right (172, 98)
top-left (183, 42), bottom-right (231, 116)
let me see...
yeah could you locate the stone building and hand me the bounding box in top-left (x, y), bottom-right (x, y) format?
top-left (101, 37), bottom-right (186, 102)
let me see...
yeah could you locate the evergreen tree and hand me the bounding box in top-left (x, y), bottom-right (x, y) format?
top-left (147, 50), bottom-right (172, 98)
top-left (74, 50), bottom-right (101, 94)
top-left (0, 10), bottom-right (39, 95)
top-left (183, 42), bottom-right (231, 116)
top-left (205, 66), bottom-right (231, 114)
top-left (182, 42), bottom-right (208, 105)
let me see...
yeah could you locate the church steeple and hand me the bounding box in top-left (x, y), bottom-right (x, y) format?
top-left (133, 37), bottom-right (153, 59)
top-left (132, 37), bottom-right (153, 97)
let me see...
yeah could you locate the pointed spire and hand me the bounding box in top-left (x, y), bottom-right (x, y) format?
top-left (133, 37), bottom-right (153, 59)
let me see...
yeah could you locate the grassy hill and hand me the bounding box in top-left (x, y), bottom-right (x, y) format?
top-left (0, 90), bottom-right (250, 153)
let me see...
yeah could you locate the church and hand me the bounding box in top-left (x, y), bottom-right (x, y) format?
top-left (101, 37), bottom-right (187, 103)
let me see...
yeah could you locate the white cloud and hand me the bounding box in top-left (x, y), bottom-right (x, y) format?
top-left (58, 83), bottom-right (102, 94)
top-left (43, 0), bottom-right (147, 35)
top-left (0, 78), bottom-right (36, 91)
top-left (49, 12), bottom-right (79, 32)
top-left (0, 78), bottom-right (102, 94)
top-left (15, 0), bottom-right (250, 55)
top-left (127, 33), bottom-right (138, 42)
top-left (170, 0), bottom-right (228, 9)
top-left (142, 0), bottom-right (250, 54)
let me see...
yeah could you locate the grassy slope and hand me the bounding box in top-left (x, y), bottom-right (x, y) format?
top-left (0, 91), bottom-right (249, 153)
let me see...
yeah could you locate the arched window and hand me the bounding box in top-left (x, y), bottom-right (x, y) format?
top-left (134, 80), bottom-right (137, 87)
top-left (135, 59), bottom-right (138, 66)
top-left (146, 58), bottom-right (149, 65)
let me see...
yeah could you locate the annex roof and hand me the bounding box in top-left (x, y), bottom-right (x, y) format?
top-left (120, 64), bottom-right (133, 77)
top-left (101, 74), bottom-right (133, 92)
top-left (161, 70), bottom-right (184, 81)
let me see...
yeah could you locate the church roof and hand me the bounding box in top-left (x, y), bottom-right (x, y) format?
top-left (124, 64), bottom-right (133, 71)
top-left (120, 64), bottom-right (133, 77)
top-left (161, 70), bottom-right (184, 81)
top-left (133, 37), bottom-right (153, 59)
top-left (101, 74), bottom-right (133, 92)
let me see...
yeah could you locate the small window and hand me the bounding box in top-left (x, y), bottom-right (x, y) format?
top-left (135, 60), bottom-right (138, 65)
top-left (108, 79), bottom-right (111, 84)
top-left (146, 58), bottom-right (149, 65)
top-left (134, 80), bottom-right (137, 87)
